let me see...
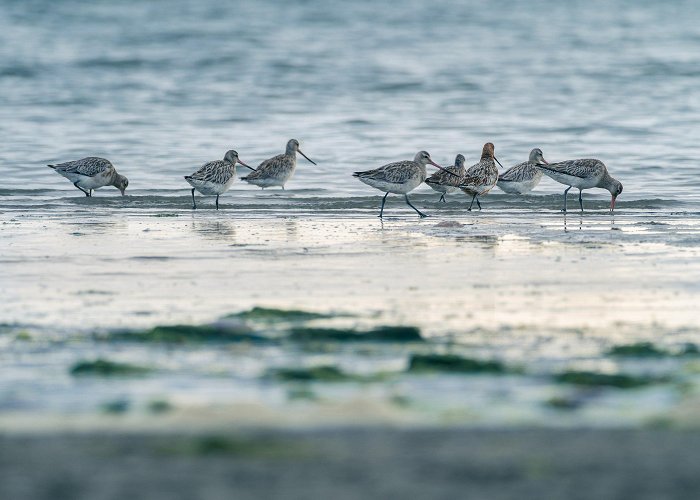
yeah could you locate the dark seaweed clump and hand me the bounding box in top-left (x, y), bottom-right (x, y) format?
top-left (408, 354), bottom-right (506, 374)
top-left (70, 359), bottom-right (151, 377)
top-left (607, 342), bottom-right (667, 357)
top-left (108, 324), bottom-right (267, 344)
top-left (680, 343), bottom-right (700, 356)
top-left (607, 342), bottom-right (700, 358)
top-left (270, 365), bottom-right (354, 382)
top-left (554, 371), bottom-right (656, 388)
top-left (226, 307), bottom-right (332, 323)
top-left (289, 326), bottom-right (422, 343)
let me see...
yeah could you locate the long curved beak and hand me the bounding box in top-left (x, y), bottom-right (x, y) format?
top-left (540, 157), bottom-right (549, 165)
top-left (610, 195), bottom-right (617, 212)
top-left (237, 159), bottom-right (255, 171)
top-left (298, 149), bottom-right (317, 165)
top-left (494, 157), bottom-right (505, 169)
top-left (428, 159), bottom-right (459, 178)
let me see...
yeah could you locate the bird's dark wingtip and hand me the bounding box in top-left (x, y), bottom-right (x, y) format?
top-left (47, 164), bottom-right (56, 169)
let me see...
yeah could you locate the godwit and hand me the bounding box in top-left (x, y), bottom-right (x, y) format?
top-left (459, 143), bottom-right (503, 211)
top-left (537, 159), bottom-right (623, 212)
top-left (185, 150), bottom-right (253, 210)
top-left (496, 148), bottom-right (548, 194)
top-left (425, 154), bottom-right (467, 202)
top-left (353, 151), bottom-right (453, 218)
top-left (242, 139), bottom-right (316, 189)
top-left (47, 157), bottom-right (128, 197)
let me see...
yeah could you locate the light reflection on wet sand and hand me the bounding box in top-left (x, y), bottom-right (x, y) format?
top-left (2, 209), bottom-right (699, 331)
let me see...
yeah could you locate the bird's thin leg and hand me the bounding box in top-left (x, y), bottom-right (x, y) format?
top-left (216, 195), bottom-right (219, 211)
top-left (562, 186), bottom-right (572, 212)
top-left (468, 194), bottom-right (477, 211)
top-left (439, 194), bottom-right (446, 203)
top-left (74, 182), bottom-right (90, 197)
top-left (476, 197), bottom-right (482, 210)
top-left (191, 188), bottom-right (197, 210)
top-left (89, 189), bottom-right (93, 197)
top-left (405, 195), bottom-right (428, 218)
top-left (578, 189), bottom-right (584, 212)
top-left (378, 192), bottom-right (389, 218)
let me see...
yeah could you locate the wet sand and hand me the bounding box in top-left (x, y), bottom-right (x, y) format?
top-left (2, 199), bottom-right (700, 427)
top-left (2, 427), bottom-right (700, 500)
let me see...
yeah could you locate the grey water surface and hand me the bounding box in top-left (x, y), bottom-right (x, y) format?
top-left (1, 0), bottom-right (699, 201)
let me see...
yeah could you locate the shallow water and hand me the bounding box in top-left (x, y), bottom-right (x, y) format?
top-left (2, 0), bottom-right (700, 429)
top-left (1, 0), bottom-right (700, 201)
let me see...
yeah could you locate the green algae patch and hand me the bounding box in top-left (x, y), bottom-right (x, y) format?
top-left (607, 342), bottom-right (667, 357)
top-left (289, 325), bottom-right (422, 343)
top-left (159, 435), bottom-right (307, 458)
top-left (545, 396), bottom-right (582, 411)
top-left (226, 307), bottom-right (333, 323)
top-left (101, 399), bottom-right (130, 414)
top-left (680, 343), bottom-right (700, 356)
top-left (148, 400), bottom-right (173, 414)
top-left (287, 387), bottom-right (318, 401)
top-left (408, 354), bottom-right (507, 374)
top-left (271, 365), bottom-right (356, 383)
top-left (14, 331), bottom-right (32, 341)
top-left (108, 324), bottom-right (267, 344)
top-left (607, 342), bottom-right (700, 358)
top-left (70, 359), bottom-right (152, 377)
top-left (554, 371), bottom-right (655, 388)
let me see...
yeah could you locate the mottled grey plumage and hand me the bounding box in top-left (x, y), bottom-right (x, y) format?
top-left (355, 160), bottom-right (424, 186)
top-left (459, 143), bottom-right (499, 211)
top-left (185, 150), bottom-right (253, 210)
top-left (425, 154), bottom-right (467, 202)
top-left (186, 160), bottom-right (236, 186)
top-left (497, 148), bottom-right (547, 194)
top-left (537, 158), bottom-right (623, 212)
top-left (354, 150), bottom-right (451, 218)
top-left (540, 159), bottom-right (606, 180)
top-left (48, 156), bottom-right (128, 196)
top-left (50, 157), bottom-right (114, 177)
top-left (242, 139), bottom-right (316, 189)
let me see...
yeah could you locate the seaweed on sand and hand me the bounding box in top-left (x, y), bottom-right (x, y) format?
top-left (70, 359), bottom-right (152, 377)
top-left (607, 342), bottom-right (667, 357)
top-left (554, 370), bottom-right (657, 388)
top-left (106, 324), bottom-right (267, 344)
top-left (407, 354), bottom-right (507, 374)
top-left (270, 365), bottom-right (354, 382)
top-left (225, 307), bottom-right (334, 323)
top-left (289, 325), bottom-right (422, 343)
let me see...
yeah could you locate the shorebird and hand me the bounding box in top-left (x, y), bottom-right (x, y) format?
top-left (537, 159), bottom-right (623, 212)
top-left (185, 150), bottom-right (253, 210)
top-left (47, 157), bottom-right (128, 197)
top-left (459, 143), bottom-right (503, 211)
top-left (425, 154), bottom-right (467, 202)
top-left (497, 148), bottom-right (548, 194)
top-left (241, 139), bottom-right (316, 189)
top-left (353, 151), bottom-right (454, 218)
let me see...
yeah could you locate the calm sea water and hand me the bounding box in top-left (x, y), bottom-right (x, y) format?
top-left (1, 0), bottom-right (699, 201)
